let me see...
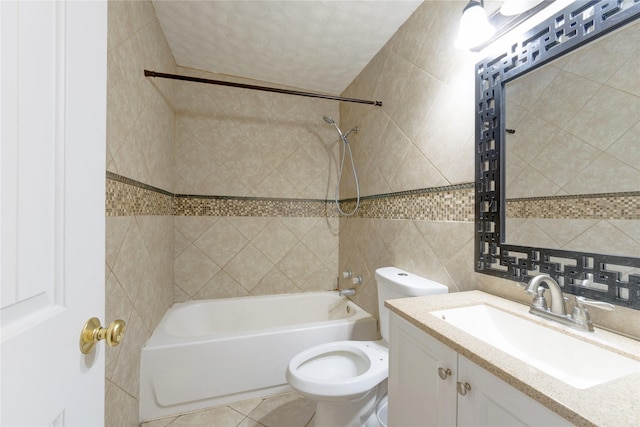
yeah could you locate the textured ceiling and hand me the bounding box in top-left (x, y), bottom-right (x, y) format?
top-left (152, 1), bottom-right (423, 94)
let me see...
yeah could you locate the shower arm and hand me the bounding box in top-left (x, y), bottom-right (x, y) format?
top-left (144, 70), bottom-right (382, 107)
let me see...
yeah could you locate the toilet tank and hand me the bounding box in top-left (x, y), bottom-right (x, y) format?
top-left (375, 267), bottom-right (448, 343)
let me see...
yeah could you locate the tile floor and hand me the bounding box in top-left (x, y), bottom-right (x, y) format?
top-left (140, 392), bottom-right (315, 427)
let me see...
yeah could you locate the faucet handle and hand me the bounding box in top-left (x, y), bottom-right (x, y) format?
top-left (531, 287), bottom-right (548, 310)
top-left (571, 297), bottom-right (615, 330)
top-left (575, 296), bottom-right (615, 311)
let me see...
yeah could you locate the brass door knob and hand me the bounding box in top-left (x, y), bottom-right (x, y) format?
top-left (80, 317), bottom-right (126, 354)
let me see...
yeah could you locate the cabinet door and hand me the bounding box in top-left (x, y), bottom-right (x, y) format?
top-left (388, 314), bottom-right (458, 427)
top-left (457, 355), bottom-right (572, 427)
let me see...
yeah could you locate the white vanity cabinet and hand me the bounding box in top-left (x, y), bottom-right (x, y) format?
top-left (388, 312), bottom-right (458, 426)
top-left (456, 355), bottom-right (572, 426)
top-left (388, 313), bottom-right (572, 427)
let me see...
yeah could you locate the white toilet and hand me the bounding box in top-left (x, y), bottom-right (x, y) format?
top-left (286, 266), bottom-right (448, 427)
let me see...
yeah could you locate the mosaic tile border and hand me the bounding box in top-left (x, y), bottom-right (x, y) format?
top-left (106, 172), bottom-right (477, 220)
top-left (106, 173), bottom-right (338, 217)
top-left (106, 175), bottom-right (172, 217)
top-left (175, 184), bottom-right (477, 220)
top-left (173, 195), bottom-right (338, 217)
top-left (342, 187), bottom-right (475, 221)
top-left (506, 192), bottom-right (640, 220)
top-left (107, 172), bottom-right (639, 222)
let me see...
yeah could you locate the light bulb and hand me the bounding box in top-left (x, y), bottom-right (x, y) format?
top-left (455, 1), bottom-right (495, 50)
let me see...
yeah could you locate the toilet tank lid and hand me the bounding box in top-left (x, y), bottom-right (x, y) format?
top-left (375, 267), bottom-right (448, 296)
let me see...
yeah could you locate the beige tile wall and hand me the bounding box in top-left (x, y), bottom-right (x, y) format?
top-left (171, 68), bottom-right (342, 299)
top-left (337, 1), bottom-right (477, 318)
top-left (172, 68), bottom-right (342, 199)
top-left (337, 1), bottom-right (640, 339)
top-left (105, 2), bottom-right (175, 426)
top-left (106, 2), bottom-right (175, 193)
top-left (105, 216), bottom-right (173, 426)
top-left (174, 216), bottom-right (338, 301)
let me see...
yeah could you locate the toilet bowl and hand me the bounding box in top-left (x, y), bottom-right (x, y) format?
top-left (286, 267), bottom-right (448, 427)
top-left (286, 340), bottom-right (388, 400)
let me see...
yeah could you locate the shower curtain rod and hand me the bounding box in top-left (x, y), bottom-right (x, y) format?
top-left (144, 70), bottom-right (382, 107)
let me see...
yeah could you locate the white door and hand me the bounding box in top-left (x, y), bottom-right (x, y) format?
top-left (1, 1), bottom-right (107, 425)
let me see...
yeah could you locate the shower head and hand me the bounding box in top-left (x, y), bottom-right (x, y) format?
top-left (323, 115), bottom-right (344, 138)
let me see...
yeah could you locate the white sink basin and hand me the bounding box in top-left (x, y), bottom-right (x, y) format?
top-left (430, 304), bottom-right (640, 389)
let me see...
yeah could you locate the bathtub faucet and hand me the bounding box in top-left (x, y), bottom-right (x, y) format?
top-left (339, 288), bottom-right (356, 297)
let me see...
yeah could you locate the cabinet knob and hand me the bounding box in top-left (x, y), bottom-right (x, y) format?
top-left (438, 367), bottom-right (452, 380)
top-left (457, 381), bottom-right (471, 396)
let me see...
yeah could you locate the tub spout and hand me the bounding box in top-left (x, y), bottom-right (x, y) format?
top-left (339, 288), bottom-right (356, 297)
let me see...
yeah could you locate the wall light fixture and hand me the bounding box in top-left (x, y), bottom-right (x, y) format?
top-left (457, 0), bottom-right (556, 52)
top-left (500, 0), bottom-right (545, 16)
top-left (455, 0), bottom-right (495, 50)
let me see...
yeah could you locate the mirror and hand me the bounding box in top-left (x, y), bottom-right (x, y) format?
top-left (504, 19), bottom-right (640, 258)
top-left (475, 0), bottom-right (640, 309)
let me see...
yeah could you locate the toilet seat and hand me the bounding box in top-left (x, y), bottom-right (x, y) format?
top-left (286, 340), bottom-right (388, 399)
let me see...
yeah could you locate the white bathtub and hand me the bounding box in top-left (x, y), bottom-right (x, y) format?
top-left (139, 291), bottom-right (378, 421)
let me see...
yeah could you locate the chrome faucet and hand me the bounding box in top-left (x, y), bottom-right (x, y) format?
top-left (524, 274), bottom-right (566, 315)
top-left (520, 274), bottom-right (614, 331)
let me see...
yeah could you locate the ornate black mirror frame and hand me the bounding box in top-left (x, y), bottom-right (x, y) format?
top-left (475, 0), bottom-right (640, 309)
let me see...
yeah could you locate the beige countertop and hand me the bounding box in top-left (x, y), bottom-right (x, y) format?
top-left (385, 291), bottom-right (640, 427)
